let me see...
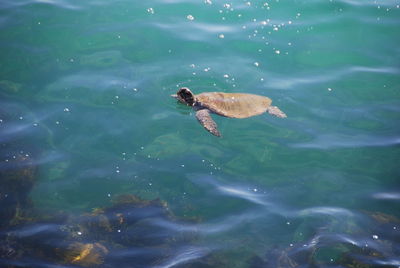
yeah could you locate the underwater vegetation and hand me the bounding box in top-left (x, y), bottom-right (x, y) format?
top-left (1, 148), bottom-right (399, 268)
top-left (0, 145), bottom-right (195, 267)
top-left (0, 176), bottom-right (195, 267)
top-left (0, 152), bottom-right (36, 229)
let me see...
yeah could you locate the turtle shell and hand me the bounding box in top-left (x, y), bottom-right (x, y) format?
top-left (195, 92), bottom-right (272, 118)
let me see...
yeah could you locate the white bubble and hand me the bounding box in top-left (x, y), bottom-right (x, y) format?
top-left (204, 0), bottom-right (212, 4)
top-left (218, 34), bottom-right (225, 39)
top-left (63, 108), bottom-right (70, 112)
top-left (275, 50), bottom-right (280, 54)
top-left (223, 74), bottom-right (229, 78)
top-left (147, 8), bottom-right (154, 14)
top-left (187, 14), bottom-right (194, 21)
top-left (372, 235), bottom-right (378, 239)
top-left (254, 62), bottom-right (259, 67)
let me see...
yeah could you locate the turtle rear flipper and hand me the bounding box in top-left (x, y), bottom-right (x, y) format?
top-left (267, 106), bottom-right (287, 118)
top-left (195, 109), bottom-right (221, 137)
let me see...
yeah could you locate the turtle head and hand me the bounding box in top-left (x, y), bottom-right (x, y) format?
top-left (173, 87), bottom-right (195, 106)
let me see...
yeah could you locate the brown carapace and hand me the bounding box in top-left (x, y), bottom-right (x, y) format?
top-left (172, 87), bottom-right (287, 137)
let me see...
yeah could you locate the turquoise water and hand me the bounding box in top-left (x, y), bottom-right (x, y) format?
top-left (1, 0), bottom-right (400, 267)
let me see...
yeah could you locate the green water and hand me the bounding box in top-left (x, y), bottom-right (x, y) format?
top-left (1, 0), bottom-right (400, 267)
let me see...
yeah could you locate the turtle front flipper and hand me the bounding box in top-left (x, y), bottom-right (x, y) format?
top-left (195, 109), bottom-right (221, 137)
top-left (267, 106), bottom-right (287, 118)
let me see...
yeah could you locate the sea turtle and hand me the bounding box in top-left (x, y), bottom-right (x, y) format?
top-left (172, 87), bottom-right (287, 137)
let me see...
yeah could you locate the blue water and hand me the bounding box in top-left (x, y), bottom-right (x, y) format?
top-left (1, 0), bottom-right (400, 267)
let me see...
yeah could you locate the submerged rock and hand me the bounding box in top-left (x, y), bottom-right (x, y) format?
top-left (0, 193), bottom-right (197, 268)
top-left (62, 242), bottom-right (109, 267)
top-left (0, 152), bottom-right (36, 228)
top-left (0, 80), bottom-right (22, 94)
top-left (250, 210), bottom-right (400, 268)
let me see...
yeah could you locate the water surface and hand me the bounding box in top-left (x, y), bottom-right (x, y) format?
top-left (1, 0), bottom-right (400, 267)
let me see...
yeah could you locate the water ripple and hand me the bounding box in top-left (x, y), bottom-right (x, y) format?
top-left (189, 174), bottom-right (359, 221)
top-left (372, 192), bottom-right (400, 200)
top-left (0, 0), bottom-right (82, 10)
top-left (292, 134), bottom-right (400, 149)
top-left (217, 185), bottom-right (271, 206)
top-left (265, 65), bottom-right (400, 90)
top-left (9, 223), bottom-right (60, 238)
top-left (152, 210), bottom-right (261, 235)
top-left (153, 21), bottom-right (239, 41)
top-left (296, 206), bottom-right (354, 217)
top-left (338, 0), bottom-right (399, 7)
top-left (154, 247), bottom-right (209, 268)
